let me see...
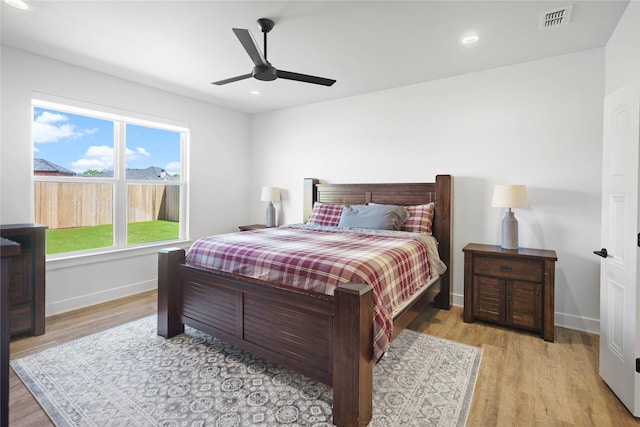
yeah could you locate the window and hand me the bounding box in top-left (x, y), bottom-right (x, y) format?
top-left (32, 98), bottom-right (188, 256)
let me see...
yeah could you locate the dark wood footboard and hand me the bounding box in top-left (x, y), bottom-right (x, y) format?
top-left (158, 247), bottom-right (374, 426)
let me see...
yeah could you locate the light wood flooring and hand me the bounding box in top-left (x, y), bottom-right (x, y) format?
top-left (8, 290), bottom-right (640, 426)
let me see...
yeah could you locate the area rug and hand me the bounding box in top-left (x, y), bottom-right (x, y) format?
top-left (11, 316), bottom-right (481, 426)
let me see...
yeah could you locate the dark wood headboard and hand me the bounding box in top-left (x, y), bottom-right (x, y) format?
top-left (302, 175), bottom-right (452, 309)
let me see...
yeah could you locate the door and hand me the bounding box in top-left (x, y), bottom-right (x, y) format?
top-left (599, 78), bottom-right (640, 415)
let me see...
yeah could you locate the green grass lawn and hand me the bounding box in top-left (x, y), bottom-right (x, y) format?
top-left (46, 220), bottom-right (179, 255)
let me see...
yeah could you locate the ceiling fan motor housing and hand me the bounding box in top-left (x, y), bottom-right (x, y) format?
top-left (253, 65), bottom-right (277, 81)
top-left (257, 18), bottom-right (275, 33)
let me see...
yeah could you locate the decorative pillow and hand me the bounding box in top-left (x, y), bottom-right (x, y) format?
top-left (401, 203), bottom-right (435, 234)
top-left (306, 202), bottom-right (344, 227)
top-left (337, 204), bottom-right (409, 231)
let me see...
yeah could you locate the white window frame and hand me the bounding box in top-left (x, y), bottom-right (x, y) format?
top-left (32, 95), bottom-right (190, 262)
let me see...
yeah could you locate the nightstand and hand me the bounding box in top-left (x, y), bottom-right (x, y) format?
top-left (238, 224), bottom-right (267, 232)
top-left (463, 243), bottom-right (557, 341)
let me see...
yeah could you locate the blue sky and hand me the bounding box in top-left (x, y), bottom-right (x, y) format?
top-left (33, 107), bottom-right (181, 175)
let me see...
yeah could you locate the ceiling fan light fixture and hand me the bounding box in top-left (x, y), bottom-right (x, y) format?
top-left (4, 0), bottom-right (29, 10)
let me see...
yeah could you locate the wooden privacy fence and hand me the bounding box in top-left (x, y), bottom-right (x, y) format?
top-left (128, 184), bottom-right (180, 224)
top-left (34, 182), bottom-right (179, 229)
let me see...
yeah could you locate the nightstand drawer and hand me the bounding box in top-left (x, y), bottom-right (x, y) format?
top-left (474, 256), bottom-right (542, 282)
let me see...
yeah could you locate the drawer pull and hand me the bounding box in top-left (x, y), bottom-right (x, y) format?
top-left (499, 265), bottom-right (512, 272)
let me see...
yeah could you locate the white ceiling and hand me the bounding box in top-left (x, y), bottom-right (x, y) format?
top-left (1, 0), bottom-right (629, 114)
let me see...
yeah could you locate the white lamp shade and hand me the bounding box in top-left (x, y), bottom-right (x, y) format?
top-left (260, 186), bottom-right (280, 202)
top-left (491, 185), bottom-right (527, 208)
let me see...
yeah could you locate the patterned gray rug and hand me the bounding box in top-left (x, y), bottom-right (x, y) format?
top-left (11, 316), bottom-right (481, 426)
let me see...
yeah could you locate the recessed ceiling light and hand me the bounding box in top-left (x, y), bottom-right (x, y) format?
top-left (249, 90), bottom-right (261, 96)
top-left (460, 34), bottom-right (479, 45)
top-left (4, 0), bottom-right (29, 10)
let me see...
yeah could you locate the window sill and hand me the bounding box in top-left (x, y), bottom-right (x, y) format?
top-left (46, 240), bottom-right (192, 270)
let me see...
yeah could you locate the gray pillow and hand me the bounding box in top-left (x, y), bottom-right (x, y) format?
top-left (337, 204), bottom-right (409, 230)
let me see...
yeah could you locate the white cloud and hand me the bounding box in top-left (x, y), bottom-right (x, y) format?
top-left (165, 161), bottom-right (180, 175)
top-left (71, 145), bottom-right (114, 172)
top-left (70, 145), bottom-right (156, 173)
top-left (32, 111), bottom-right (98, 144)
top-left (129, 146), bottom-right (151, 161)
top-left (36, 111), bottom-right (67, 124)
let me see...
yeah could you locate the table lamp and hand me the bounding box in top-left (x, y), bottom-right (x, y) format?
top-left (492, 185), bottom-right (527, 249)
top-left (261, 186), bottom-right (280, 227)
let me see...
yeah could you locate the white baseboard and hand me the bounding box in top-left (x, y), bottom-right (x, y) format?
top-left (452, 292), bottom-right (464, 308)
top-left (451, 292), bottom-right (599, 335)
top-left (45, 279), bottom-right (156, 317)
top-left (554, 312), bottom-right (599, 335)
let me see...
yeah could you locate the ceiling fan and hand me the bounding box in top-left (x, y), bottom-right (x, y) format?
top-left (212, 18), bottom-right (336, 87)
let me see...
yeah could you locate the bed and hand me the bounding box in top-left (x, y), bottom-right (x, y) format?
top-left (157, 175), bottom-right (452, 427)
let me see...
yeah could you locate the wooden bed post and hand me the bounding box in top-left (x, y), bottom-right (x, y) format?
top-left (158, 247), bottom-right (185, 338)
top-left (303, 178), bottom-right (319, 222)
top-left (332, 284), bottom-right (374, 427)
top-left (433, 174), bottom-right (452, 309)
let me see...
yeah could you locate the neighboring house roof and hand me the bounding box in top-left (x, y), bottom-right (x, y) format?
top-left (126, 166), bottom-right (170, 180)
top-left (33, 158), bottom-right (76, 176)
top-left (35, 159), bottom-right (175, 180)
top-left (78, 166), bottom-right (174, 180)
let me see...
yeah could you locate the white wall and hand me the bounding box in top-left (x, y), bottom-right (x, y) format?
top-left (605, 0), bottom-right (640, 95)
top-left (249, 49), bottom-right (605, 333)
top-left (0, 46), bottom-right (251, 315)
top-left (0, 37), bottom-right (618, 331)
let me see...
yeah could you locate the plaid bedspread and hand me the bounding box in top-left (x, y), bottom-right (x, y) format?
top-left (186, 224), bottom-right (441, 360)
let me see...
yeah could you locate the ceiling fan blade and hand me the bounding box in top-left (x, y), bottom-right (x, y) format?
top-left (211, 73), bottom-right (252, 85)
top-left (277, 70), bottom-right (336, 86)
top-left (232, 28), bottom-right (267, 67)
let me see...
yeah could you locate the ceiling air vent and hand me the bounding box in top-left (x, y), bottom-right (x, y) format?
top-left (540, 5), bottom-right (573, 29)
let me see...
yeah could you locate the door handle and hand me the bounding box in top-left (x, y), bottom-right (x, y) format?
top-left (593, 248), bottom-right (608, 258)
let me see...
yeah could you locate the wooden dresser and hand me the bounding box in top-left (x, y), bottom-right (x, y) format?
top-left (1, 237), bottom-right (21, 426)
top-left (463, 243), bottom-right (557, 341)
top-left (0, 224), bottom-right (47, 337)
